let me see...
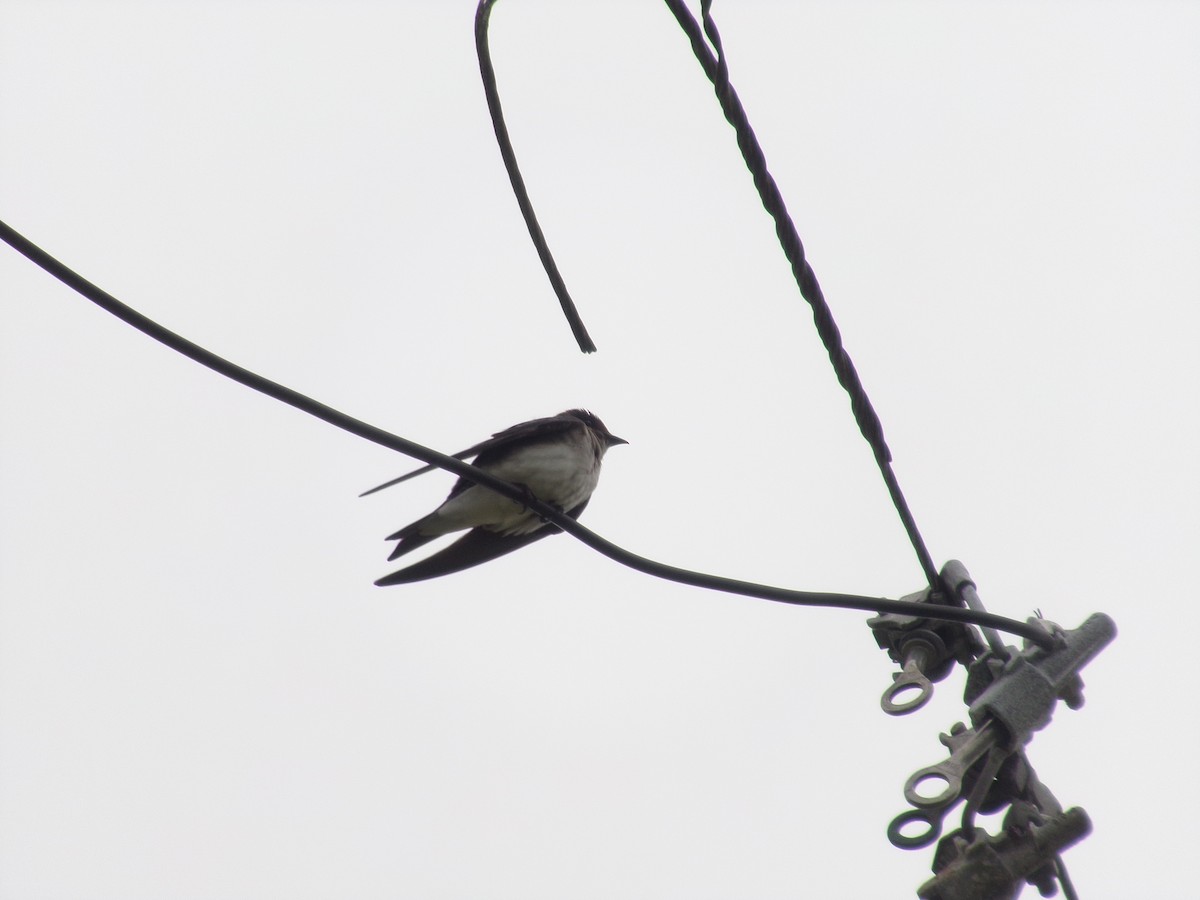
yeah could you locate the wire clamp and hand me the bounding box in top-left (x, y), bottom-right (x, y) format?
top-left (917, 804), bottom-right (1092, 900)
top-left (966, 613), bottom-right (1115, 740)
top-left (889, 610), bottom-right (1115, 896)
top-left (868, 578), bottom-right (984, 715)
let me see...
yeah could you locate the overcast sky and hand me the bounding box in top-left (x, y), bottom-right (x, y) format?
top-left (2, 2), bottom-right (1197, 898)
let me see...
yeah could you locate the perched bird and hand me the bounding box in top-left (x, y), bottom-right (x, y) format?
top-left (363, 409), bottom-right (626, 585)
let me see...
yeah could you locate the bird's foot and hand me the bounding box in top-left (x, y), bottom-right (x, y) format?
top-left (514, 483), bottom-right (561, 523)
top-left (513, 483), bottom-right (539, 512)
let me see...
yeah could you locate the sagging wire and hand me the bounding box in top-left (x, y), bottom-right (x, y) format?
top-left (0, 217), bottom-right (1054, 648)
top-left (475, 0), bottom-right (597, 354)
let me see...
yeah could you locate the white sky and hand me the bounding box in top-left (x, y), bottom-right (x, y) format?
top-left (2, 2), bottom-right (1197, 897)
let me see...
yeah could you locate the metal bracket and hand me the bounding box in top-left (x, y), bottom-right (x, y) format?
top-left (880, 562), bottom-right (1116, 898)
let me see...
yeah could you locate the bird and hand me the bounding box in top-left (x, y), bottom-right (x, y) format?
top-left (363, 409), bottom-right (627, 586)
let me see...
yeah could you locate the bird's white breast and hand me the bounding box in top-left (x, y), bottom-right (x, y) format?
top-left (427, 437), bottom-right (602, 536)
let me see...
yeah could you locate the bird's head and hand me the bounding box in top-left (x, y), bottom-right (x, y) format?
top-left (562, 408), bottom-right (628, 449)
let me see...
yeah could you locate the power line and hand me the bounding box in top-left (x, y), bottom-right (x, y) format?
top-left (666, 0), bottom-right (940, 587)
top-left (0, 217), bottom-right (1054, 648)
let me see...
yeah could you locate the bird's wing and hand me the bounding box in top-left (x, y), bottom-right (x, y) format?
top-left (357, 442), bottom-right (487, 497)
top-left (358, 414), bottom-right (582, 498)
top-left (374, 500), bottom-right (589, 586)
top-left (444, 415), bottom-right (582, 498)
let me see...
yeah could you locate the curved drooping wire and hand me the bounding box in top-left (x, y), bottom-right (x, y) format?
top-left (475, 0), bottom-right (597, 353)
top-left (0, 218), bottom-right (1053, 648)
top-left (474, 0), bottom-right (939, 588)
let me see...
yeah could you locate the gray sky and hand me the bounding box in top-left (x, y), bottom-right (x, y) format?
top-left (2, 2), bottom-right (1197, 897)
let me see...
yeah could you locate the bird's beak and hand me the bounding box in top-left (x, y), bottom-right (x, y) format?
top-left (607, 434), bottom-right (629, 447)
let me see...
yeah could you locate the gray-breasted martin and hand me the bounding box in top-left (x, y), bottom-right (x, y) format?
top-left (363, 409), bottom-right (626, 585)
